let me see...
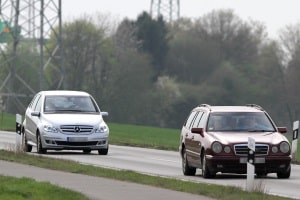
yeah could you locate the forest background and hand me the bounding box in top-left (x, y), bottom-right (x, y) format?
top-left (1, 9), bottom-right (300, 131)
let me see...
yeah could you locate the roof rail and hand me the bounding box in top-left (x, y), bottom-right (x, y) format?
top-left (246, 104), bottom-right (263, 110)
top-left (198, 104), bottom-right (211, 108)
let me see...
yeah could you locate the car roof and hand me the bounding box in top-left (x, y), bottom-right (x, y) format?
top-left (194, 105), bottom-right (265, 113)
top-left (38, 90), bottom-right (90, 96)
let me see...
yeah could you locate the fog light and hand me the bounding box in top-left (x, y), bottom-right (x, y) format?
top-left (224, 146), bottom-right (231, 153)
top-left (272, 146), bottom-right (278, 153)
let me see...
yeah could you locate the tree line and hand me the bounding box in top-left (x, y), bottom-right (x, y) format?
top-left (1, 9), bottom-right (300, 130)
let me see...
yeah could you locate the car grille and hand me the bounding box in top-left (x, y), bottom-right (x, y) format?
top-left (55, 141), bottom-right (98, 146)
top-left (60, 125), bottom-right (94, 134)
top-left (234, 144), bottom-right (269, 155)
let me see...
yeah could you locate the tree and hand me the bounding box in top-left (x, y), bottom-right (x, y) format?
top-left (279, 24), bottom-right (300, 124)
top-left (133, 12), bottom-right (169, 77)
top-left (165, 10), bottom-right (266, 84)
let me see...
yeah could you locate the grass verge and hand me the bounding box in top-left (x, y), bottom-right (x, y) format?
top-left (0, 150), bottom-right (292, 200)
top-left (0, 175), bottom-right (89, 200)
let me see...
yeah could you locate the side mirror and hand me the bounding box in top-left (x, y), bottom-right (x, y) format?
top-left (191, 127), bottom-right (204, 137)
top-left (277, 127), bottom-right (287, 134)
top-left (31, 111), bottom-right (40, 117)
top-left (101, 112), bottom-right (108, 116)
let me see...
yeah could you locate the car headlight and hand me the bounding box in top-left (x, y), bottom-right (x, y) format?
top-left (43, 124), bottom-right (58, 133)
top-left (95, 124), bottom-right (108, 133)
top-left (212, 141), bottom-right (222, 154)
top-left (279, 141), bottom-right (290, 154)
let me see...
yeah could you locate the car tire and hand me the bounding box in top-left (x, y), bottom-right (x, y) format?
top-left (37, 133), bottom-right (47, 154)
top-left (83, 149), bottom-right (92, 154)
top-left (182, 147), bottom-right (196, 176)
top-left (277, 165), bottom-right (291, 179)
top-left (202, 151), bottom-right (215, 178)
top-left (22, 132), bottom-right (32, 152)
top-left (98, 147), bottom-right (108, 155)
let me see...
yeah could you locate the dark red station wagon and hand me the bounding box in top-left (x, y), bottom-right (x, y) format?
top-left (179, 104), bottom-right (291, 179)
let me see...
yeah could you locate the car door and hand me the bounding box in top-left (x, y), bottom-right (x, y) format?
top-left (26, 94), bottom-right (42, 143)
top-left (183, 111), bottom-right (198, 163)
top-left (189, 111), bottom-right (204, 166)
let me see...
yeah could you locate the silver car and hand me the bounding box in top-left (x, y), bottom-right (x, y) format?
top-left (22, 90), bottom-right (109, 155)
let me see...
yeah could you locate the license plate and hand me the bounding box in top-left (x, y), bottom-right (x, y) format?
top-left (239, 157), bottom-right (265, 164)
top-left (67, 137), bottom-right (88, 142)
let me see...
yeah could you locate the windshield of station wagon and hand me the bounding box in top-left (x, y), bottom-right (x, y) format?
top-left (207, 112), bottom-right (275, 132)
top-left (44, 95), bottom-right (99, 113)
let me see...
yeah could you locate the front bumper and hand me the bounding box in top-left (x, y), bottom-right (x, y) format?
top-left (40, 131), bottom-right (109, 150)
top-left (206, 155), bottom-right (292, 174)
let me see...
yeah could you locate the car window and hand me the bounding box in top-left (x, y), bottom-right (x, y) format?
top-left (192, 111), bottom-right (204, 128)
top-left (185, 111), bottom-right (197, 129)
top-left (29, 94), bottom-right (40, 110)
top-left (44, 95), bottom-right (98, 113)
top-left (207, 112), bottom-right (275, 132)
top-left (198, 112), bottom-right (208, 128)
top-left (34, 95), bottom-right (42, 112)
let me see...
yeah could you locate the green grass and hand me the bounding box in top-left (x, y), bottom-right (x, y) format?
top-left (0, 150), bottom-right (291, 200)
top-left (0, 112), bottom-right (16, 131)
top-left (0, 175), bottom-right (88, 200)
top-left (109, 123), bottom-right (180, 150)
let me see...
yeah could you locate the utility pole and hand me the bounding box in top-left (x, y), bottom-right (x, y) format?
top-left (0, 0), bottom-right (63, 113)
top-left (150, 0), bottom-right (180, 22)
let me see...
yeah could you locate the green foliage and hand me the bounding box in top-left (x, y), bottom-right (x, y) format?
top-left (134, 12), bottom-right (169, 75)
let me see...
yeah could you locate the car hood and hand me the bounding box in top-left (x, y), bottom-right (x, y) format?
top-left (41, 113), bottom-right (104, 126)
top-left (209, 131), bottom-right (288, 144)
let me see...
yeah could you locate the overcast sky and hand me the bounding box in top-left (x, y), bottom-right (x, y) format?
top-left (62, 0), bottom-right (300, 39)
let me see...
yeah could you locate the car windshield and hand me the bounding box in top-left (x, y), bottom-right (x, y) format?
top-left (44, 95), bottom-right (99, 113)
top-left (207, 112), bottom-right (275, 132)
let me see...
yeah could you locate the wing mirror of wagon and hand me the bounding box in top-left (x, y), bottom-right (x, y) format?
top-left (191, 128), bottom-right (204, 137)
top-left (277, 127), bottom-right (287, 134)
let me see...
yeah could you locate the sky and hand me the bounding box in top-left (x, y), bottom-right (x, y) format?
top-left (62, 0), bottom-right (300, 39)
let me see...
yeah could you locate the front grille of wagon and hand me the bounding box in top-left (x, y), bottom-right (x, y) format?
top-left (60, 125), bottom-right (93, 134)
top-left (234, 144), bottom-right (269, 155)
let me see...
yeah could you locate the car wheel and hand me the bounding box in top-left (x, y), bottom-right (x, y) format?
top-left (83, 149), bottom-right (92, 154)
top-left (37, 133), bottom-right (47, 154)
top-left (202, 151), bottom-right (215, 178)
top-left (98, 147), bottom-right (108, 155)
top-left (277, 165), bottom-right (291, 179)
top-left (182, 147), bottom-right (196, 176)
top-left (22, 132), bottom-right (32, 152)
